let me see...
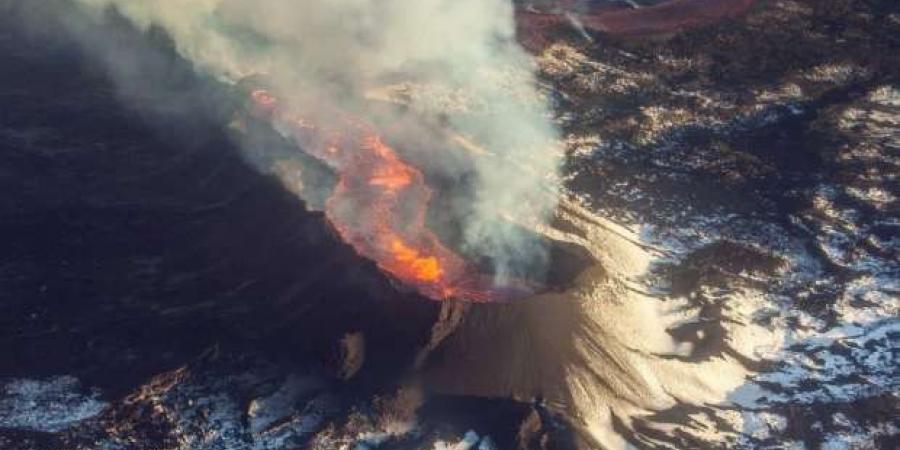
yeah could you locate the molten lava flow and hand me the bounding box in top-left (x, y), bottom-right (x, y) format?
top-left (249, 89), bottom-right (498, 301)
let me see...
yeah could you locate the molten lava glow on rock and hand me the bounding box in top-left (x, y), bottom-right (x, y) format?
top-left (363, 137), bottom-right (414, 191)
top-left (250, 89), bottom-right (497, 301)
top-left (387, 236), bottom-right (443, 283)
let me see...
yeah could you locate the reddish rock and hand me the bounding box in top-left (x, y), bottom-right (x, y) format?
top-left (517, 0), bottom-right (758, 43)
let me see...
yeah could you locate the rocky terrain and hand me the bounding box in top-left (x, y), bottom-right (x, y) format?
top-left (1, 1), bottom-right (898, 449)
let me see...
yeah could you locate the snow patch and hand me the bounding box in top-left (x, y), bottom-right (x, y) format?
top-left (0, 376), bottom-right (106, 433)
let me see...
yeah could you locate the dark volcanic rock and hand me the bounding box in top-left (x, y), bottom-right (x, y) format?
top-left (2, 1), bottom-right (898, 449)
top-left (0, 0), bottom-right (441, 443)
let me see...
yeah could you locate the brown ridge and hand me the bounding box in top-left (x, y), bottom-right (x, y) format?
top-left (517, 0), bottom-right (758, 38)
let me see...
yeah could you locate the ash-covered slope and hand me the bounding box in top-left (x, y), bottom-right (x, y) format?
top-left (388, 1), bottom-right (900, 448)
top-left (2, 1), bottom-right (899, 450)
top-left (524, 1), bottom-right (899, 447)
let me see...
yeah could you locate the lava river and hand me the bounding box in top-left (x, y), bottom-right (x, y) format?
top-left (250, 89), bottom-right (500, 302)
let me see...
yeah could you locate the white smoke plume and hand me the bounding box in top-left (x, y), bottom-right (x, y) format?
top-left (69, 0), bottom-right (561, 286)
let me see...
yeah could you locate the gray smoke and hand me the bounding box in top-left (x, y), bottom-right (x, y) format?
top-left (69, 0), bottom-right (561, 284)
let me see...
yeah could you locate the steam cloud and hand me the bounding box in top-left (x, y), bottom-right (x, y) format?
top-left (68, 0), bottom-right (561, 286)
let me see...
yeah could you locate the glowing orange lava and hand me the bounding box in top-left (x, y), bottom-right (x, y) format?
top-left (249, 89), bottom-right (498, 301)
